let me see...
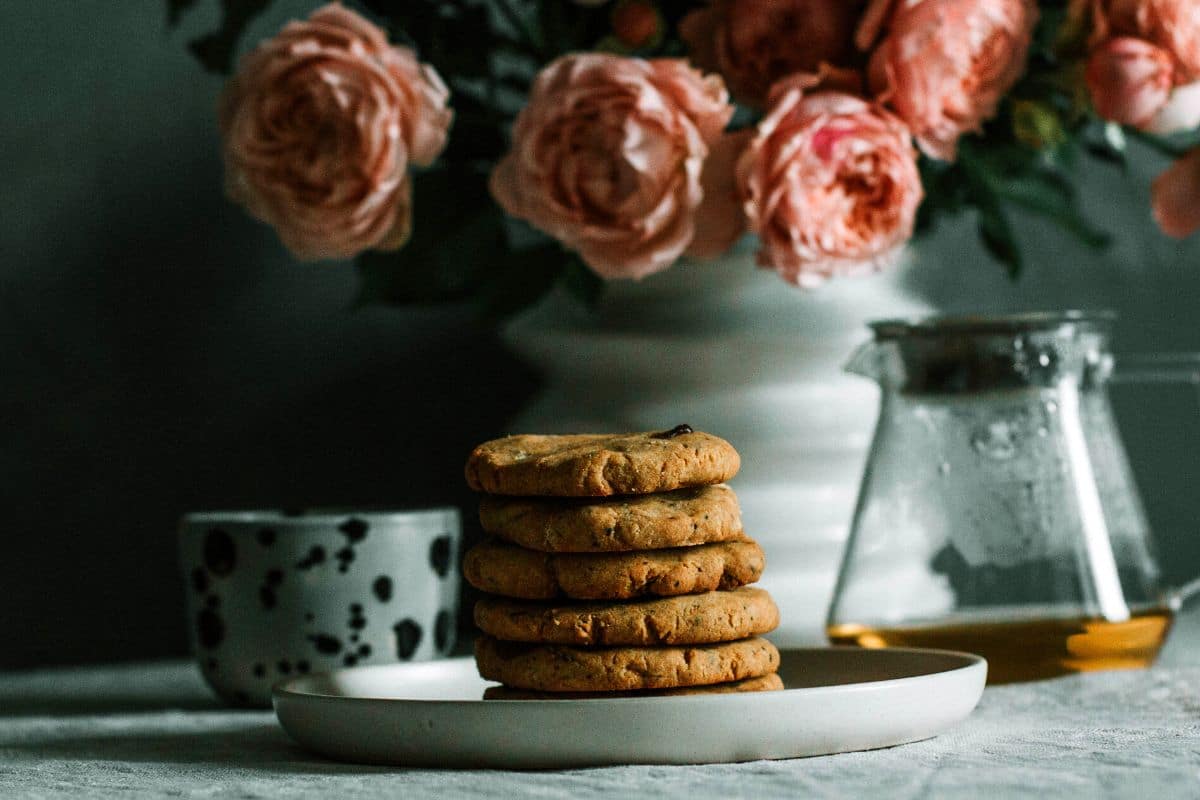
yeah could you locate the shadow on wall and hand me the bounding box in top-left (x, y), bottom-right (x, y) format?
top-left (0, 0), bottom-right (535, 668)
top-left (0, 134), bottom-right (533, 668)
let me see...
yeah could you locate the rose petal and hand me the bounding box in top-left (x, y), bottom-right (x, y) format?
top-left (488, 53), bottom-right (735, 280)
top-left (1149, 79), bottom-right (1200, 132)
top-left (1152, 147), bottom-right (1200, 238)
top-left (218, 2), bottom-right (451, 261)
top-left (1086, 36), bottom-right (1174, 129)
top-left (737, 86), bottom-right (923, 287)
top-left (686, 130), bottom-right (753, 259)
top-left (1086, 1), bottom-right (1200, 80)
top-left (869, 0), bottom-right (1038, 162)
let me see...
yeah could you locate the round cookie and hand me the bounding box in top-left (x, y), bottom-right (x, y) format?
top-left (478, 484), bottom-right (743, 553)
top-left (474, 587), bottom-right (779, 646)
top-left (462, 539), bottom-right (765, 600)
top-left (464, 427), bottom-right (740, 497)
top-left (482, 673), bottom-right (783, 700)
top-left (474, 636), bottom-right (781, 692)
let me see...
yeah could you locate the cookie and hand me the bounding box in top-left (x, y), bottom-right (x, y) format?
top-left (462, 539), bottom-right (765, 600)
top-left (464, 427), bottom-right (740, 497)
top-left (482, 673), bottom-right (784, 699)
top-left (478, 484), bottom-right (742, 553)
top-left (474, 636), bottom-right (780, 692)
top-left (474, 587), bottom-right (779, 646)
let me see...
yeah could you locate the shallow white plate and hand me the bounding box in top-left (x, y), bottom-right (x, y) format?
top-left (273, 647), bottom-right (986, 768)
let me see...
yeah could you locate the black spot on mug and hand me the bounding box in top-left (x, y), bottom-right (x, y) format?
top-left (179, 509), bottom-right (461, 708)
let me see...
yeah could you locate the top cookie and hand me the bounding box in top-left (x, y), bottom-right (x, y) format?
top-left (464, 426), bottom-right (740, 497)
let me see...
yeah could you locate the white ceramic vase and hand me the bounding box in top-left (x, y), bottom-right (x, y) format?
top-left (503, 251), bottom-right (932, 644)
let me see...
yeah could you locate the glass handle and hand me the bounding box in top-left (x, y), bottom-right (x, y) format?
top-left (1171, 576), bottom-right (1200, 610)
top-left (1110, 353), bottom-right (1200, 385)
top-left (1114, 352), bottom-right (1200, 611)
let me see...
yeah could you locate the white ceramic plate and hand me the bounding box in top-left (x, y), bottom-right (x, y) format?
top-left (273, 647), bottom-right (986, 768)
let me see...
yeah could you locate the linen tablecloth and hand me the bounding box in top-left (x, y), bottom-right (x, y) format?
top-left (3, 609), bottom-right (1198, 799)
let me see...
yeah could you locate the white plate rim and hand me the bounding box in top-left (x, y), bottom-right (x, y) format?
top-left (273, 645), bottom-right (985, 706)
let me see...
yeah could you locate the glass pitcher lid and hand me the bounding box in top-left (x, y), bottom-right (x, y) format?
top-left (869, 310), bottom-right (1116, 338)
top-left (854, 310), bottom-right (1116, 393)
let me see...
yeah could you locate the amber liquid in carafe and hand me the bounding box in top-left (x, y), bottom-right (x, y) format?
top-left (826, 608), bottom-right (1174, 684)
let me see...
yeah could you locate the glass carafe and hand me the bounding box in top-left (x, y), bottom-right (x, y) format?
top-left (826, 312), bottom-right (1187, 683)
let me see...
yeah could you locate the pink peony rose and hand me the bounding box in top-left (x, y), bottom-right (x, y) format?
top-left (679, 0), bottom-right (862, 107)
top-left (1152, 146), bottom-right (1200, 238)
top-left (736, 79), bottom-right (923, 288)
top-left (1086, 36), bottom-right (1175, 128)
top-left (1148, 79), bottom-right (1200, 132)
top-left (862, 0), bottom-right (1038, 161)
top-left (1085, 0), bottom-right (1200, 80)
top-left (489, 54), bottom-right (736, 280)
top-left (219, 3), bottom-right (452, 261)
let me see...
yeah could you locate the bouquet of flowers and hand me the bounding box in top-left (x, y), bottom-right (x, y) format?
top-left (174, 0), bottom-right (1200, 317)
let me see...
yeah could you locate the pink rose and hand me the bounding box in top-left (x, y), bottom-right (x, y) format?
top-left (863, 0), bottom-right (1038, 161)
top-left (489, 54), bottom-right (736, 280)
top-left (1152, 146), bottom-right (1200, 238)
top-left (1086, 37), bottom-right (1175, 128)
top-left (736, 79), bottom-right (923, 288)
top-left (219, 3), bottom-right (452, 261)
top-left (679, 0), bottom-right (862, 107)
top-left (1086, 0), bottom-right (1200, 80)
top-left (1148, 79), bottom-right (1200, 132)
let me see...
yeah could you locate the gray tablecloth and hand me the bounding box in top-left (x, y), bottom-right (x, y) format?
top-left (3, 611), bottom-right (1199, 799)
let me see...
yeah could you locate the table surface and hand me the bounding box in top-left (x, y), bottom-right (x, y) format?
top-left (3, 611), bottom-right (1199, 799)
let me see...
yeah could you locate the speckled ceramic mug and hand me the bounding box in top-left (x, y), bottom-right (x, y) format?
top-left (179, 509), bottom-right (460, 707)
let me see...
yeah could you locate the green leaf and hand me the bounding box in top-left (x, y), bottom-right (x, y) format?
top-left (994, 173), bottom-right (1110, 249)
top-left (491, 0), bottom-right (547, 57)
top-left (352, 166), bottom-right (500, 307)
top-left (958, 144), bottom-right (1024, 277)
top-left (187, 0), bottom-right (272, 74)
top-left (977, 204), bottom-right (1023, 278)
top-left (352, 208), bottom-right (499, 307)
top-left (913, 158), bottom-right (968, 234)
top-left (954, 134), bottom-right (1110, 276)
top-left (1126, 127), bottom-right (1194, 159)
top-left (1085, 141), bottom-right (1127, 167)
top-left (352, 163), bottom-right (576, 321)
top-left (1065, 120), bottom-right (1126, 166)
top-left (352, 214), bottom-right (496, 307)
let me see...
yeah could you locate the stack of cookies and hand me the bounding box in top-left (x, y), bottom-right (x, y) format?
top-left (463, 425), bottom-right (782, 699)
